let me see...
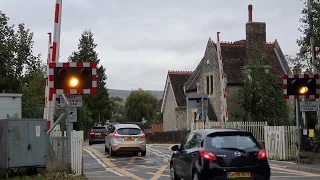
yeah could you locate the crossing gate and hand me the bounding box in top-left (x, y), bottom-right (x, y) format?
top-left (71, 130), bottom-right (84, 176)
top-left (195, 121), bottom-right (267, 146)
top-left (264, 126), bottom-right (299, 160)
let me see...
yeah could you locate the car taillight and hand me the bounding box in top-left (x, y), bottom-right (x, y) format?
top-left (89, 132), bottom-right (94, 135)
top-left (141, 131), bottom-right (145, 139)
top-left (200, 150), bottom-right (216, 161)
top-left (113, 131), bottom-right (119, 139)
top-left (258, 149), bottom-right (267, 159)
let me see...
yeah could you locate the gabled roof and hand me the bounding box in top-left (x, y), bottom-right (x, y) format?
top-left (161, 71), bottom-right (192, 112)
top-left (184, 38), bottom-right (213, 92)
top-left (185, 39), bottom-right (286, 92)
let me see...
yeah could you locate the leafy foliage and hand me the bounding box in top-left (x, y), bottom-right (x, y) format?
top-left (238, 60), bottom-right (289, 125)
top-left (110, 96), bottom-right (126, 123)
top-left (125, 88), bottom-right (159, 122)
top-left (0, 11), bottom-right (44, 107)
top-left (297, 1), bottom-right (320, 60)
top-left (68, 30), bottom-right (112, 126)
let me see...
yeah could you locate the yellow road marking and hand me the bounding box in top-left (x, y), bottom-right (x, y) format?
top-left (129, 156), bottom-right (146, 164)
top-left (270, 165), bottom-right (320, 177)
top-left (147, 144), bottom-right (153, 148)
top-left (123, 168), bottom-right (139, 172)
top-left (129, 157), bottom-right (136, 163)
top-left (150, 165), bottom-right (168, 180)
top-left (84, 146), bottom-right (144, 180)
top-left (146, 172), bottom-right (170, 177)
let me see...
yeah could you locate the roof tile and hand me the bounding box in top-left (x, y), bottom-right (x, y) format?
top-left (168, 72), bottom-right (192, 106)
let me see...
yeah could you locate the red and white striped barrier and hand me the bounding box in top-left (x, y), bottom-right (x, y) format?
top-left (216, 32), bottom-right (228, 122)
top-left (44, 0), bottom-right (62, 131)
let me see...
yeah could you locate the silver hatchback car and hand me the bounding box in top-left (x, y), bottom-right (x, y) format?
top-left (105, 124), bottom-right (146, 156)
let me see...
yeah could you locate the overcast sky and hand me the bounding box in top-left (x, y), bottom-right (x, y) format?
top-left (1, 0), bottom-right (305, 90)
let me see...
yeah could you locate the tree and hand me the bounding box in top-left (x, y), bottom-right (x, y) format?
top-left (69, 30), bottom-right (112, 125)
top-left (286, 54), bottom-right (312, 73)
top-left (0, 11), bottom-right (44, 110)
top-left (238, 60), bottom-right (289, 125)
top-left (0, 11), bottom-right (19, 93)
top-left (125, 89), bottom-right (159, 122)
top-left (110, 97), bottom-right (126, 123)
top-left (297, 1), bottom-right (320, 67)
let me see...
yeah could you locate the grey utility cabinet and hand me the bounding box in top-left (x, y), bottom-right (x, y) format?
top-left (0, 119), bottom-right (47, 169)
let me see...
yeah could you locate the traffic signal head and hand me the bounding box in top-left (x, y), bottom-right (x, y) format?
top-left (49, 62), bottom-right (97, 95)
top-left (287, 78), bottom-right (316, 95)
top-left (54, 67), bottom-right (92, 90)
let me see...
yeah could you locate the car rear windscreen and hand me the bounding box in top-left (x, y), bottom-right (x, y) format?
top-left (117, 128), bottom-right (141, 135)
top-left (91, 127), bottom-right (106, 131)
top-left (206, 133), bottom-right (259, 150)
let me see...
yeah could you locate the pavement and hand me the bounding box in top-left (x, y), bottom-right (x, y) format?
top-left (83, 142), bottom-right (320, 180)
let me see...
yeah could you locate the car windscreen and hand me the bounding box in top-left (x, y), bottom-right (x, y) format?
top-left (91, 127), bottom-right (106, 132)
top-left (206, 132), bottom-right (259, 150)
top-left (117, 128), bottom-right (141, 135)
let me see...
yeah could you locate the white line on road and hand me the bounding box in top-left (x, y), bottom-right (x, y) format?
top-left (83, 148), bottom-right (124, 176)
top-left (147, 147), bottom-right (171, 158)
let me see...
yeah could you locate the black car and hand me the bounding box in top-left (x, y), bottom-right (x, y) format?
top-left (169, 129), bottom-right (270, 180)
top-left (89, 126), bottom-right (107, 145)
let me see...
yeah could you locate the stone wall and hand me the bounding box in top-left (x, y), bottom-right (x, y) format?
top-left (246, 22), bottom-right (267, 64)
top-left (176, 107), bottom-right (188, 131)
top-left (162, 80), bottom-right (177, 131)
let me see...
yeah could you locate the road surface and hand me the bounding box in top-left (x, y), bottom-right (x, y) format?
top-left (83, 143), bottom-right (320, 180)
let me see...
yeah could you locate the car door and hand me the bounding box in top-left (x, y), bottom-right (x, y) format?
top-left (174, 132), bottom-right (195, 177)
top-left (180, 133), bottom-right (202, 179)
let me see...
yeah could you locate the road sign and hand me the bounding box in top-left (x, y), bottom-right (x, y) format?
top-left (59, 95), bottom-right (83, 108)
top-left (300, 101), bottom-right (318, 112)
top-left (68, 107), bottom-right (77, 122)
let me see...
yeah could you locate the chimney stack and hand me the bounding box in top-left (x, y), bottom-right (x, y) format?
top-left (248, 4), bottom-right (253, 22)
top-left (245, 4), bottom-right (267, 65)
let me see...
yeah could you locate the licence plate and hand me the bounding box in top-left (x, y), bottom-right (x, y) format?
top-left (124, 137), bottom-right (136, 141)
top-left (227, 172), bottom-right (251, 178)
top-left (95, 133), bottom-right (101, 136)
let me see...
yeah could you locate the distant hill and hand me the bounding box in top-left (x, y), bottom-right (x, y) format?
top-left (108, 89), bottom-right (163, 100)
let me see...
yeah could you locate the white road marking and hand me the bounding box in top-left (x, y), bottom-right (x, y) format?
top-left (147, 147), bottom-right (171, 158)
top-left (84, 148), bottom-right (124, 176)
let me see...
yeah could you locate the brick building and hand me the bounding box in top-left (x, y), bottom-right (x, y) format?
top-left (161, 5), bottom-right (292, 131)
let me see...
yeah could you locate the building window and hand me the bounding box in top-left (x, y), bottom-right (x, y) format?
top-left (206, 76), bottom-right (209, 94)
top-left (210, 75), bottom-right (213, 94)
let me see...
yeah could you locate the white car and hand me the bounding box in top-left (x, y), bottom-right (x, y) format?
top-left (105, 124), bottom-right (146, 156)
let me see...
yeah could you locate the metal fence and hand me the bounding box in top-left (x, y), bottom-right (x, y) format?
top-left (146, 131), bottom-right (190, 143)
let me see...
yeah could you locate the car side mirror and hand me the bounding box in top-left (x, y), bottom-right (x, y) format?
top-left (171, 145), bottom-right (179, 151)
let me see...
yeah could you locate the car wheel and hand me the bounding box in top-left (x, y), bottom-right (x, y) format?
top-left (170, 163), bottom-right (180, 180)
top-left (89, 141), bottom-right (92, 145)
top-left (110, 145), bottom-right (116, 156)
top-left (141, 150), bottom-right (146, 156)
top-left (105, 145), bottom-right (109, 153)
